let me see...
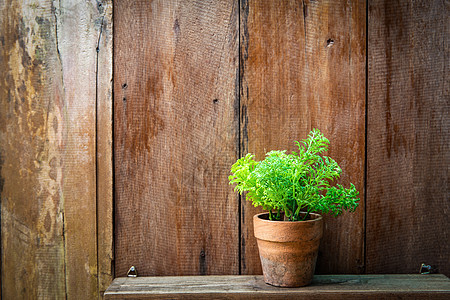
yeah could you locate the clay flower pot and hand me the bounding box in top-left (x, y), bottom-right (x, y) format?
top-left (253, 212), bottom-right (323, 287)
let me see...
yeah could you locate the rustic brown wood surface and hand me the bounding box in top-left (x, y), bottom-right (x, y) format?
top-left (0, 0), bottom-right (113, 299)
top-left (96, 0), bottom-right (114, 297)
top-left (104, 274), bottom-right (450, 299)
top-left (367, 1), bottom-right (449, 275)
top-left (1, 0), bottom-right (449, 298)
top-left (114, 0), bottom-right (239, 276)
top-left (240, 0), bottom-right (366, 275)
top-left (0, 1), bottom-right (67, 297)
top-left (58, 1), bottom-right (100, 298)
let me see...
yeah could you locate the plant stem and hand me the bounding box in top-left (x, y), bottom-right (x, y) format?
top-left (301, 207), bottom-right (313, 221)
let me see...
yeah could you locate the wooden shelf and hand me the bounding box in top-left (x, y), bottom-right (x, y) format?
top-left (104, 274), bottom-right (450, 299)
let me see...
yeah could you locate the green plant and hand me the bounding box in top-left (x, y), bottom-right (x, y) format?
top-left (229, 129), bottom-right (359, 221)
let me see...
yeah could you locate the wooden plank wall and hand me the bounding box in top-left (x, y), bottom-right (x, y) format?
top-left (367, 0), bottom-right (449, 275)
top-left (114, 0), bottom-right (366, 276)
top-left (0, 0), bottom-right (448, 298)
top-left (0, 0), bottom-right (113, 299)
top-left (114, 0), bottom-right (448, 278)
top-left (240, 0), bottom-right (366, 275)
top-left (114, 0), bottom-right (240, 276)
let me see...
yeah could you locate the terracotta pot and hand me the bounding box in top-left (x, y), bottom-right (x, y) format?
top-left (253, 212), bottom-right (323, 287)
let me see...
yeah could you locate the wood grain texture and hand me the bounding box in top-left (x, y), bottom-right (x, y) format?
top-left (367, 0), bottom-right (449, 276)
top-left (96, 0), bottom-right (114, 297)
top-left (240, 0), bottom-right (366, 275)
top-left (104, 275), bottom-right (450, 299)
top-left (0, 0), bottom-right (67, 297)
top-left (0, 0), bottom-right (110, 298)
top-left (57, 1), bottom-right (105, 298)
top-left (114, 0), bottom-right (239, 276)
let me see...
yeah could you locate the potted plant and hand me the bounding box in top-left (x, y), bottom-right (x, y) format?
top-left (229, 129), bottom-right (359, 287)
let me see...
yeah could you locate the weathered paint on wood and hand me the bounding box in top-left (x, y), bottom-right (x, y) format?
top-left (114, 0), bottom-right (239, 276)
top-left (0, 0), bottom-right (113, 298)
top-left (367, 0), bottom-right (449, 276)
top-left (240, 0), bottom-right (366, 275)
top-left (104, 274), bottom-right (450, 299)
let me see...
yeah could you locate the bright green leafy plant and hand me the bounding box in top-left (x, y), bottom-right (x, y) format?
top-left (229, 129), bottom-right (359, 221)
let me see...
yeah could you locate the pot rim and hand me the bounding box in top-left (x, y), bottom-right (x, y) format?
top-left (254, 212), bottom-right (323, 223)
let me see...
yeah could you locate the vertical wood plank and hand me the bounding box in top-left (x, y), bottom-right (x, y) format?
top-left (240, 0), bottom-right (366, 274)
top-left (114, 0), bottom-right (239, 276)
top-left (1, 0), bottom-right (108, 298)
top-left (0, 0), bottom-right (66, 297)
top-left (96, 0), bottom-right (114, 297)
top-left (56, 0), bottom-right (104, 298)
top-left (367, 0), bottom-right (449, 276)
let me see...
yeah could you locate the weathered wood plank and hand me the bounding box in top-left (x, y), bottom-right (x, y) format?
top-left (114, 0), bottom-right (239, 276)
top-left (1, 0), bottom-right (109, 298)
top-left (55, 1), bottom-right (104, 298)
top-left (240, 0), bottom-right (366, 275)
top-left (104, 274), bottom-right (450, 299)
top-left (367, 0), bottom-right (449, 276)
top-left (96, 0), bottom-right (114, 297)
top-left (0, 0), bottom-right (67, 298)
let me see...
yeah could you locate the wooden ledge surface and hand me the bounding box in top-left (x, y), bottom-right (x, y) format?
top-left (104, 274), bottom-right (450, 299)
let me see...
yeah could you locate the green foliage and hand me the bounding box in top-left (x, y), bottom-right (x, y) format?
top-left (229, 129), bottom-right (360, 221)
